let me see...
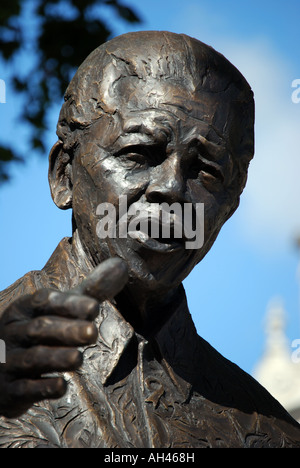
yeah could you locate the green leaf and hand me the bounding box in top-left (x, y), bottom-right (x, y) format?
top-left (0, 0), bottom-right (142, 184)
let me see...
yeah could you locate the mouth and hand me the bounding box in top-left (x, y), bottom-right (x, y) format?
top-left (127, 217), bottom-right (186, 253)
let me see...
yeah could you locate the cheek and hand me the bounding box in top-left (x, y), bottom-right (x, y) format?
top-left (72, 177), bottom-right (99, 237)
top-left (72, 148), bottom-right (150, 234)
top-left (73, 144), bottom-right (121, 208)
top-left (81, 156), bottom-right (149, 209)
top-left (71, 156), bottom-right (106, 245)
top-left (187, 180), bottom-right (230, 239)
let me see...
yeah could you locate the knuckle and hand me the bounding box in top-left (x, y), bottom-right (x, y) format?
top-left (31, 288), bottom-right (52, 306)
top-left (85, 297), bottom-right (100, 318)
top-left (66, 349), bottom-right (83, 367)
top-left (47, 290), bottom-right (65, 304)
top-left (64, 293), bottom-right (99, 319)
top-left (11, 379), bottom-right (30, 398)
top-left (26, 317), bottom-right (48, 339)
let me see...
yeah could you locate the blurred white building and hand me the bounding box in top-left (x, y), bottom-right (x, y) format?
top-left (253, 298), bottom-right (300, 423)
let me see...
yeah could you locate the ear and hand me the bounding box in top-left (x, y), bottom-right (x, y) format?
top-left (48, 140), bottom-right (73, 210)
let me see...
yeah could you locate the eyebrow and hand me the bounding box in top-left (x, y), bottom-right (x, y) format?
top-left (114, 120), bottom-right (171, 151)
top-left (125, 119), bottom-right (173, 138)
top-left (113, 132), bottom-right (158, 154)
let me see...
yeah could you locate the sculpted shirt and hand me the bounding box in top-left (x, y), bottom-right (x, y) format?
top-left (1, 237), bottom-right (300, 448)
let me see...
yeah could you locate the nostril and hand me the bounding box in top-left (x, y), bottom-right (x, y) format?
top-left (146, 182), bottom-right (186, 205)
top-left (145, 185), bottom-right (164, 204)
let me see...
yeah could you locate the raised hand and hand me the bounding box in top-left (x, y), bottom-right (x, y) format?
top-left (0, 258), bottom-right (128, 418)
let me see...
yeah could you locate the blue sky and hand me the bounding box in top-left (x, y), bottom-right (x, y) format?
top-left (0, 0), bottom-right (300, 377)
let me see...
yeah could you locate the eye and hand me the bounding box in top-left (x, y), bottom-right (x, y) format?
top-left (119, 152), bottom-right (148, 170)
top-left (188, 157), bottom-right (224, 184)
top-left (115, 145), bottom-right (165, 169)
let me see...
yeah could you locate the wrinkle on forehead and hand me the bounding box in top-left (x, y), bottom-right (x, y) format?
top-left (98, 71), bottom-right (236, 147)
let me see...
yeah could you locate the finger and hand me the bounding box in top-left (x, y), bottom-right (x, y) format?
top-left (8, 376), bottom-right (67, 407)
top-left (5, 346), bottom-right (83, 376)
top-left (6, 316), bottom-right (98, 347)
top-left (5, 289), bottom-right (100, 322)
top-left (73, 257), bottom-right (128, 302)
top-left (33, 290), bottom-right (100, 320)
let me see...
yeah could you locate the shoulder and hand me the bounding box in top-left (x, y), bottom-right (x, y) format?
top-left (0, 270), bottom-right (45, 316)
top-left (195, 334), bottom-right (300, 447)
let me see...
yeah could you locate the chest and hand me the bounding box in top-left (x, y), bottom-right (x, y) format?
top-left (47, 340), bottom-right (256, 448)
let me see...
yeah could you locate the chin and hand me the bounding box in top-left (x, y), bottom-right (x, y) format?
top-left (121, 247), bottom-right (200, 294)
top-left (92, 233), bottom-right (208, 292)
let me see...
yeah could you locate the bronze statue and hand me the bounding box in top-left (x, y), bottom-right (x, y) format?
top-left (0, 31), bottom-right (300, 448)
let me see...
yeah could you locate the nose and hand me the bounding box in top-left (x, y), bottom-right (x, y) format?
top-left (145, 153), bottom-right (185, 204)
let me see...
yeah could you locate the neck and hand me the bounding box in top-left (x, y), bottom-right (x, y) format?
top-left (114, 280), bottom-right (183, 337)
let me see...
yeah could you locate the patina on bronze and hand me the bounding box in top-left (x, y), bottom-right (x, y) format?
top-left (0, 31), bottom-right (300, 448)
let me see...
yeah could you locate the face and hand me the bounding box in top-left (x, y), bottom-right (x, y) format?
top-left (70, 77), bottom-right (236, 293)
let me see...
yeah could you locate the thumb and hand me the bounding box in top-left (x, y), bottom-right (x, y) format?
top-left (72, 258), bottom-right (128, 303)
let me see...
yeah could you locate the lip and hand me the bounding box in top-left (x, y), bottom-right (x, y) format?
top-left (128, 227), bottom-right (185, 253)
top-left (117, 205), bottom-right (189, 253)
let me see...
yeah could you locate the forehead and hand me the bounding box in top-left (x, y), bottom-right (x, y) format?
top-left (98, 72), bottom-right (231, 147)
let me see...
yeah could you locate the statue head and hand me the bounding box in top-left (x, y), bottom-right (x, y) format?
top-left (48, 31), bottom-right (254, 293)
